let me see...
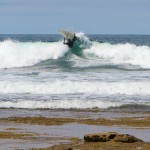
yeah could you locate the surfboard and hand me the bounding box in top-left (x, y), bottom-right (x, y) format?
top-left (58, 30), bottom-right (74, 40)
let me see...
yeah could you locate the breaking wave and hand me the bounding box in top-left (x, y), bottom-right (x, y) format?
top-left (0, 33), bottom-right (150, 69)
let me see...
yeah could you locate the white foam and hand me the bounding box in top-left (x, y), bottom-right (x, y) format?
top-left (0, 99), bottom-right (122, 109)
top-left (0, 80), bottom-right (150, 95)
top-left (84, 42), bottom-right (150, 69)
top-left (0, 40), bottom-right (69, 68)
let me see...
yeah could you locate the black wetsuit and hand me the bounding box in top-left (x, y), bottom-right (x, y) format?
top-left (63, 35), bottom-right (77, 48)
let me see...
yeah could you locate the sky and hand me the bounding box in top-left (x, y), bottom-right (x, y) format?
top-left (0, 0), bottom-right (150, 34)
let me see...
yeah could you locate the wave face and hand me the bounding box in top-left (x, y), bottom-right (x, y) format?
top-left (0, 34), bottom-right (150, 110)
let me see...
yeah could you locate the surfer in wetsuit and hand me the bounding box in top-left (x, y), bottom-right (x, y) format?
top-left (63, 33), bottom-right (77, 48)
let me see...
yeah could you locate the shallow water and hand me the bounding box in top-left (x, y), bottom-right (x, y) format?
top-left (0, 122), bottom-right (149, 150)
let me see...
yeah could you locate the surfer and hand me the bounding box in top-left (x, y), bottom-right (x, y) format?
top-left (63, 33), bottom-right (77, 48)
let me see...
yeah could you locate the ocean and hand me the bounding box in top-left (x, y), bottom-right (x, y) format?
top-left (0, 33), bottom-right (150, 111)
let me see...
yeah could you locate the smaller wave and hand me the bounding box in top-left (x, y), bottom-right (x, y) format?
top-left (0, 99), bottom-right (149, 109)
top-left (1, 80), bottom-right (150, 95)
top-left (83, 42), bottom-right (150, 69)
top-left (0, 99), bottom-right (126, 109)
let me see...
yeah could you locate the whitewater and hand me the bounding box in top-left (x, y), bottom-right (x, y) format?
top-left (0, 34), bottom-right (150, 109)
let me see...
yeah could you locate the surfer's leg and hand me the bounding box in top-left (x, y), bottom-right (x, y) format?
top-left (63, 38), bottom-right (66, 44)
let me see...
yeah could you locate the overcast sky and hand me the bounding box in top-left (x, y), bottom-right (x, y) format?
top-left (0, 0), bottom-right (150, 34)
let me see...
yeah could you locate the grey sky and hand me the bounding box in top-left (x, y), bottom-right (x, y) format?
top-left (0, 0), bottom-right (150, 34)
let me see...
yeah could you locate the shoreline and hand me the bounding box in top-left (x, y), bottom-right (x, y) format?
top-left (0, 115), bottom-right (150, 127)
top-left (0, 109), bottom-right (150, 149)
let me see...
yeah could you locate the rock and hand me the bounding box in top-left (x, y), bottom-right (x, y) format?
top-left (84, 133), bottom-right (107, 142)
top-left (107, 132), bottom-right (118, 140)
top-left (114, 134), bottom-right (143, 143)
top-left (84, 132), bottom-right (118, 142)
top-left (65, 148), bottom-right (73, 150)
top-left (84, 132), bottom-right (143, 143)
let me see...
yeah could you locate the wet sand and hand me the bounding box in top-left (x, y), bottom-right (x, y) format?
top-left (0, 109), bottom-right (149, 149)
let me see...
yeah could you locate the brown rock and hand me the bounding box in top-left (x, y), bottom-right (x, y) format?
top-left (106, 132), bottom-right (118, 140)
top-left (84, 133), bottom-right (107, 142)
top-left (84, 132), bottom-right (118, 142)
top-left (65, 148), bottom-right (73, 150)
top-left (84, 132), bottom-right (143, 143)
top-left (114, 134), bottom-right (143, 143)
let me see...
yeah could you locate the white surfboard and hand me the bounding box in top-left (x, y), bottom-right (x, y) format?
top-left (58, 30), bottom-right (74, 40)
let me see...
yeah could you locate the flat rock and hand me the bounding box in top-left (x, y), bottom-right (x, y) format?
top-left (84, 132), bottom-right (118, 142)
top-left (84, 132), bottom-right (143, 143)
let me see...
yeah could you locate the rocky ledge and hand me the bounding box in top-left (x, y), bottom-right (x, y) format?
top-left (84, 132), bottom-right (143, 143)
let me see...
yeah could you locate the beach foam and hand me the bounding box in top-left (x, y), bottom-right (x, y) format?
top-left (0, 80), bottom-right (150, 95)
top-left (0, 99), bottom-right (122, 109)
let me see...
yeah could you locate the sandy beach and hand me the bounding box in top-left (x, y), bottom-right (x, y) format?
top-left (0, 108), bottom-right (149, 150)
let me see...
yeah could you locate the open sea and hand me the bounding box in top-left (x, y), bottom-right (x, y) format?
top-left (0, 33), bottom-right (150, 111)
